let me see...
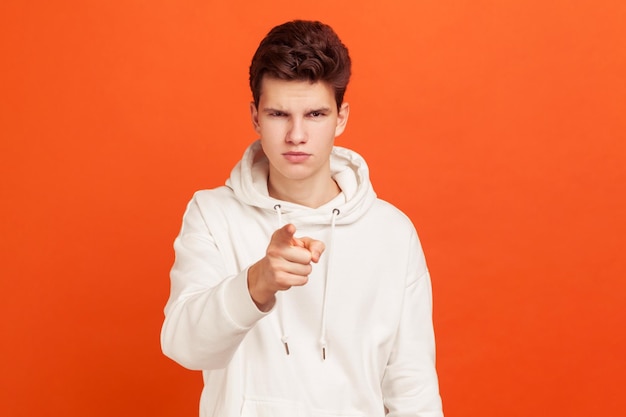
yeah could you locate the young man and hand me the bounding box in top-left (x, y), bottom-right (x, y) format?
top-left (161, 20), bottom-right (443, 417)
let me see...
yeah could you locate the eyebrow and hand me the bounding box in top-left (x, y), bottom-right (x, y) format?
top-left (261, 107), bottom-right (286, 113)
top-left (262, 107), bottom-right (332, 114)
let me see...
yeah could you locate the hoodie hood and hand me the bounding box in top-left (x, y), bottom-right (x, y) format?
top-left (225, 140), bottom-right (377, 224)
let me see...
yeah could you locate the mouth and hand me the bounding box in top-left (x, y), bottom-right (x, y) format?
top-left (282, 151), bottom-right (311, 163)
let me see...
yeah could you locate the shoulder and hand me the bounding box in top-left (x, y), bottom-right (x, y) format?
top-left (370, 198), bottom-right (416, 230)
top-left (180, 186), bottom-right (243, 222)
top-left (350, 197), bottom-right (422, 248)
top-left (192, 186), bottom-right (234, 201)
top-left (188, 186), bottom-right (240, 209)
top-left (178, 186), bottom-right (254, 235)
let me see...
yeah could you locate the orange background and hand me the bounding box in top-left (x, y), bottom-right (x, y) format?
top-left (1, 1), bottom-right (625, 416)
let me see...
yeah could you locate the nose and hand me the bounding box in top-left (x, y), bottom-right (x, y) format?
top-left (286, 117), bottom-right (306, 144)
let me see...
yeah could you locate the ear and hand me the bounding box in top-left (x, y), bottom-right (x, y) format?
top-left (250, 102), bottom-right (261, 133)
top-left (334, 102), bottom-right (350, 137)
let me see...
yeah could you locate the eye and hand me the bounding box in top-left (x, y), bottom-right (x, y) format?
top-left (265, 110), bottom-right (288, 117)
top-left (309, 111), bottom-right (326, 118)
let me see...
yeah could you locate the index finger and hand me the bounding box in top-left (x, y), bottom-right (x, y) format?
top-left (273, 224), bottom-right (306, 249)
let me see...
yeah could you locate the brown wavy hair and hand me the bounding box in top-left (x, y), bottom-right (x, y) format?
top-left (249, 20), bottom-right (351, 110)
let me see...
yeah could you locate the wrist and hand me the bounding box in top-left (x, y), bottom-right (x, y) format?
top-left (247, 263), bottom-right (276, 312)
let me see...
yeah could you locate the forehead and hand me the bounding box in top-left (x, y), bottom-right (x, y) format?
top-left (259, 77), bottom-right (335, 108)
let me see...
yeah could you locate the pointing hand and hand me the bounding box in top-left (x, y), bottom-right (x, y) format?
top-left (247, 224), bottom-right (325, 311)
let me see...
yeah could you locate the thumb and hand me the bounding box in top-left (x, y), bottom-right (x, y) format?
top-left (300, 238), bottom-right (326, 263)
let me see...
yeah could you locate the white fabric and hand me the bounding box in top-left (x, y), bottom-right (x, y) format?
top-left (161, 140), bottom-right (443, 417)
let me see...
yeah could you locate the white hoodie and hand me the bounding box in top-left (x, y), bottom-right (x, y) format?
top-left (161, 140), bottom-right (443, 417)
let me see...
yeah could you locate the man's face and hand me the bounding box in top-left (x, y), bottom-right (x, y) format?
top-left (250, 77), bottom-right (349, 191)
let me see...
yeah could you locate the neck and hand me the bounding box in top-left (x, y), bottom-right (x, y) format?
top-left (268, 176), bottom-right (340, 208)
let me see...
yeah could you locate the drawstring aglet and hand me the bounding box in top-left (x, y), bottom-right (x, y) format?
top-left (283, 341), bottom-right (290, 355)
top-left (322, 347), bottom-right (326, 360)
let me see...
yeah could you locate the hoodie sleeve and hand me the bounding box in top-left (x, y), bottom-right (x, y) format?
top-left (382, 231), bottom-right (444, 417)
top-left (160, 193), bottom-right (269, 370)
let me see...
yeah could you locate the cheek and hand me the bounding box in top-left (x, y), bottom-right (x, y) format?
top-left (258, 120), bottom-right (285, 138)
top-left (316, 122), bottom-right (340, 140)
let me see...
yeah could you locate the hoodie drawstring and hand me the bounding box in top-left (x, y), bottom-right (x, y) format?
top-left (272, 204), bottom-right (339, 361)
top-left (273, 204), bottom-right (283, 228)
top-left (320, 208), bottom-right (339, 360)
top-left (273, 205), bottom-right (290, 355)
